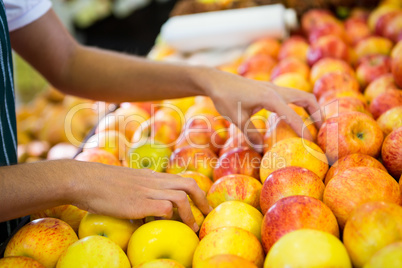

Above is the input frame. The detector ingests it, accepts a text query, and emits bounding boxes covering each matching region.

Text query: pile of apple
[2,0,402,267]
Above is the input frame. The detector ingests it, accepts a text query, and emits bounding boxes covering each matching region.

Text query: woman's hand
[198,67,322,149]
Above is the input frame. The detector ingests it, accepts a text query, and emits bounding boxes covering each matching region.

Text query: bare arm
[0,160,210,232]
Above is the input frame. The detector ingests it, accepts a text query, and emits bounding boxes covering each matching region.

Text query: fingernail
[193,223,199,232]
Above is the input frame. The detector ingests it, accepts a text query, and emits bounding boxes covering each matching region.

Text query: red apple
[343,201,402,268]
[382,126,402,179]
[364,73,397,105]
[260,166,325,215]
[369,88,402,119]
[383,13,402,43]
[301,9,339,34]
[356,54,392,88]
[317,111,384,164]
[4,218,78,268]
[243,37,281,59]
[310,58,355,84]
[307,35,349,66]
[308,22,346,44]
[261,195,339,254]
[344,17,372,46]
[277,36,309,62]
[323,167,401,228]
[270,58,310,81]
[212,146,261,182]
[392,41,402,88]
[219,131,251,157]
[325,153,387,185]
[321,97,371,120]
[166,146,218,179]
[375,10,402,36]
[354,37,394,60]
[207,174,262,209]
[237,54,277,77]
[313,71,360,100]
[319,90,367,106]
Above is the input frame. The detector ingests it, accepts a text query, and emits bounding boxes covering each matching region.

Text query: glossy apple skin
[375,10,402,36]
[207,174,262,209]
[323,167,401,229]
[192,227,264,268]
[270,58,310,80]
[354,36,393,60]
[317,111,383,164]
[364,73,396,105]
[265,229,352,268]
[83,130,129,160]
[344,17,372,46]
[277,36,309,62]
[369,89,402,119]
[364,241,402,268]
[261,195,339,254]
[260,137,329,183]
[197,254,257,268]
[356,54,392,88]
[382,127,402,179]
[136,259,185,268]
[343,202,402,268]
[307,35,349,66]
[5,218,78,268]
[377,106,402,136]
[166,146,218,179]
[321,97,371,121]
[75,148,121,166]
[301,9,339,34]
[179,171,213,195]
[0,256,45,268]
[260,166,325,214]
[127,220,199,268]
[319,90,367,106]
[78,213,142,252]
[308,21,346,44]
[212,147,261,182]
[325,153,386,185]
[30,205,88,233]
[313,71,360,100]
[310,58,355,84]
[199,201,263,241]
[383,13,402,43]
[56,235,130,268]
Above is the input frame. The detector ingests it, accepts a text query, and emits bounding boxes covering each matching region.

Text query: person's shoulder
[4,0,52,32]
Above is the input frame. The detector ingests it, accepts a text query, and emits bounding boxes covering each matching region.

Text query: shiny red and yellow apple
[354,37,393,60]
[319,90,367,106]
[0,256,45,268]
[321,97,371,120]
[212,146,261,181]
[382,126,402,179]
[277,36,309,62]
[197,254,257,268]
[343,201,402,268]
[364,73,397,105]
[323,167,401,228]
[179,171,213,195]
[237,55,277,78]
[192,227,264,268]
[261,195,339,254]
[383,13,402,42]
[75,148,122,166]
[324,153,386,185]
[260,137,329,183]
[260,166,325,214]
[369,88,402,119]
[5,218,78,268]
[377,106,402,136]
[243,38,281,59]
[313,71,360,100]
[310,58,355,84]
[301,9,339,34]
[272,73,312,92]
[317,111,383,164]
[270,58,310,80]
[344,17,372,46]
[307,35,349,66]
[356,54,392,88]
[83,130,129,160]
[206,174,262,209]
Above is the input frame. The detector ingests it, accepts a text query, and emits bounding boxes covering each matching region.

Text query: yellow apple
[56,235,130,268]
[272,73,312,93]
[0,256,45,267]
[136,259,185,268]
[5,218,78,268]
[197,254,257,268]
[364,241,402,268]
[192,227,264,268]
[30,205,87,233]
[260,137,329,183]
[179,171,213,195]
[127,220,199,267]
[78,213,142,251]
[264,229,351,268]
[199,201,263,241]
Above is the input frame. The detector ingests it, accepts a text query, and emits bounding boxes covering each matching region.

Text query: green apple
[56,235,130,268]
[127,140,172,172]
[78,213,142,251]
[127,220,199,268]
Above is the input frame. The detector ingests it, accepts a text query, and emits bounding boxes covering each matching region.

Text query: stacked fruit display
[2,0,402,267]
